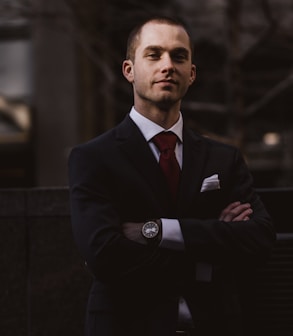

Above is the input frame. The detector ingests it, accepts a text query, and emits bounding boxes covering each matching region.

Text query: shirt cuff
[159,218,185,251]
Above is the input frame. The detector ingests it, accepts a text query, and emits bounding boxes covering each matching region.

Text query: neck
[134,103,180,129]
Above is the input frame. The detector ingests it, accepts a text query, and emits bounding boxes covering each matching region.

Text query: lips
[156,79,177,85]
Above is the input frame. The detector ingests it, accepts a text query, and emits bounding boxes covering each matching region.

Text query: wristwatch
[141,220,160,239]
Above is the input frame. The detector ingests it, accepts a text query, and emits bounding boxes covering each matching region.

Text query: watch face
[142,221,159,239]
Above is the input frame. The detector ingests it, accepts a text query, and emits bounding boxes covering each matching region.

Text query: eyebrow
[144,45,190,55]
[144,46,164,53]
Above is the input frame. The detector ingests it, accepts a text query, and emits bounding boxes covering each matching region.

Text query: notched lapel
[115,116,170,206]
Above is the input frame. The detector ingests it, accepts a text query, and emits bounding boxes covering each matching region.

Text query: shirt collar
[129,106,183,142]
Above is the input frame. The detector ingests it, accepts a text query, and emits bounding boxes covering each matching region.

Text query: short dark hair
[126,15,194,62]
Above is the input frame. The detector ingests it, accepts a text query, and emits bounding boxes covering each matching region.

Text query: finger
[219,201,241,220]
[229,203,251,216]
[224,201,241,213]
[232,208,253,221]
[220,203,252,222]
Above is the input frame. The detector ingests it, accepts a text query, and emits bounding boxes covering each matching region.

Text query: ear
[122,59,134,83]
[189,64,196,85]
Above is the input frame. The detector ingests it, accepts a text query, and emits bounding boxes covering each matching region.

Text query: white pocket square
[200,174,220,192]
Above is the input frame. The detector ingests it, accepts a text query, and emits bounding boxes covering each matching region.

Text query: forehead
[137,22,191,53]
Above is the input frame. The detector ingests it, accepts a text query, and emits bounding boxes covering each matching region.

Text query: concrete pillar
[31,0,79,186]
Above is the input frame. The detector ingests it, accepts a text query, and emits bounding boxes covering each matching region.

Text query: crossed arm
[122,201,253,245]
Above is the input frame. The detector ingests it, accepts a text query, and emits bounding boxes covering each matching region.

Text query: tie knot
[152,132,178,152]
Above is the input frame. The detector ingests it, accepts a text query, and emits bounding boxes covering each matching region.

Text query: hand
[121,222,147,245]
[219,201,252,222]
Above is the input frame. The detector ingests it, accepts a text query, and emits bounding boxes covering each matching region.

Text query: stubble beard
[138,88,180,111]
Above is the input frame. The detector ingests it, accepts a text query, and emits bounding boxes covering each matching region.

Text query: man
[68,16,275,336]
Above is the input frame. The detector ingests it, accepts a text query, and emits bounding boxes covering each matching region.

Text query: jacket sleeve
[68,145,181,284]
[179,148,276,265]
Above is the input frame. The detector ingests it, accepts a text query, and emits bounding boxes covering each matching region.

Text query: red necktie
[152,132,181,201]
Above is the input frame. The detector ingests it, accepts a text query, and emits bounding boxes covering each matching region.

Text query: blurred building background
[1,2,293,336]
[0,0,293,188]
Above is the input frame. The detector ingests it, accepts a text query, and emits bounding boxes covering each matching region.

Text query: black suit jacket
[68,115,275,336]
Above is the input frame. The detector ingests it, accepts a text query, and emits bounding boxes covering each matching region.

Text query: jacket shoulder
[71,116,131,151]
[186,128,239,154]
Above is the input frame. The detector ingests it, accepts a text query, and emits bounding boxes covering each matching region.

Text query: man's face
[123,22,196,109]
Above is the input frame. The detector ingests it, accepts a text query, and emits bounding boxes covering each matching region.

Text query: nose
[161,54,175,74]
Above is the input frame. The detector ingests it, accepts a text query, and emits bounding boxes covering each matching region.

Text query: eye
[147,52,161,60]
[171,49,189,63]
[173,53,188,62]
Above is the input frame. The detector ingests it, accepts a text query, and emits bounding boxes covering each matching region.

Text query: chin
[156,99,176,110]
